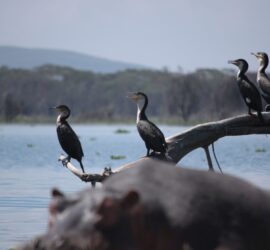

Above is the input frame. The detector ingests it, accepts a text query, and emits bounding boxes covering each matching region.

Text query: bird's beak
[228,60,236,65]
[251,52,259,58]
[49,106,57,110]
[127,92,140,102]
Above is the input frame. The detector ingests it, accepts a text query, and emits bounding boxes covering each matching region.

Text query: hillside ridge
[0,46,147,73]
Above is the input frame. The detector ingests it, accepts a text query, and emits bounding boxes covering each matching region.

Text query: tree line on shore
[0,65,256,123]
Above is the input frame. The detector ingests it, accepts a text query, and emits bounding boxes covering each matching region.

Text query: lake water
[0,124,270,249]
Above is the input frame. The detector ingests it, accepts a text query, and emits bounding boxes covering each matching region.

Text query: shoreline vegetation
[0,64,258,125]
[0,115,208,126]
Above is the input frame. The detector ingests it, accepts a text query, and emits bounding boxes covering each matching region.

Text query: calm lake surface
[0,124,270,249]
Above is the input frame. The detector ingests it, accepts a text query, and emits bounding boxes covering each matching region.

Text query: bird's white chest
[57,115,62,126]
[136,105,142,124]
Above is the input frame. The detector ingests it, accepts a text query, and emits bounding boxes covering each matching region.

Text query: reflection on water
[0,124,269,249]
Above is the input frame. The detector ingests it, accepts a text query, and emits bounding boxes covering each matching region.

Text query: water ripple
[0,197,49,208]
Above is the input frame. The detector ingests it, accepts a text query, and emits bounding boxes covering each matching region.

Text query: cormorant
[127,92,167,156]
[228,58,264,122]
[251,52,270,109]
[51,105,85,173]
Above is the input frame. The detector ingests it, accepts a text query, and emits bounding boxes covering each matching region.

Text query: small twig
[211,143,223,174]
[203,146,214,171]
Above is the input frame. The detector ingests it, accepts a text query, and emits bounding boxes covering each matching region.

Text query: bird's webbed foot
[149,151,156,157]
[155,152,168,161]
[146,149,157,158]
[147,151,165,159]
[59,155,70,167]
[248,108,257,117]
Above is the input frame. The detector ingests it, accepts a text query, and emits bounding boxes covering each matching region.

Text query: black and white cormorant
[51,105,85,173]
[128,92,167,156]
[228,58,263,122]
[251,52,270,109]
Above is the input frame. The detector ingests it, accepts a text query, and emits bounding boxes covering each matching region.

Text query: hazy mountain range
[0,46,147,73]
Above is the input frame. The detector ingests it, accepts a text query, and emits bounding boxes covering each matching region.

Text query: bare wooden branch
[166,112,270,163]
[58,155,113,183]
[203,146,214,171]
[211,143,223,174]
[58,112,270,182]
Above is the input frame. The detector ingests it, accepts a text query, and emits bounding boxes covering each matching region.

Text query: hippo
[19,159,270,250]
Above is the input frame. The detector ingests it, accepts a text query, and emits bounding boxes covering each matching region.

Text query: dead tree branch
[59,112,270,182]
[166,112,270,163]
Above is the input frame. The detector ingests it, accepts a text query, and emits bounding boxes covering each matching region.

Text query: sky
[0,0,270,72]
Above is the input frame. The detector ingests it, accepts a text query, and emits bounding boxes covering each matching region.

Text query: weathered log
[59,112,270,182]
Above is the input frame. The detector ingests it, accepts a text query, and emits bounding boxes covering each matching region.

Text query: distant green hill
[0,46,147,73]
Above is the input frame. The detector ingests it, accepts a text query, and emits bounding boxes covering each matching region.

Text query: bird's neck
[136,106,147,123]
[136,106,141,123]
[56,115,62,126]
[57,112,70,125]
[237,69,246,79]
[259,59,268,74]
[259,64,267,74]
[237,71,242,79]
[136,97,148,123]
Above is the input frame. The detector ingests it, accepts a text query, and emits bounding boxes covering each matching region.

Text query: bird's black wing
[258,75,270,98]
[240,77,263,111]
[57,122,84,161]
[137,120,167,152]
[262,93,270,104]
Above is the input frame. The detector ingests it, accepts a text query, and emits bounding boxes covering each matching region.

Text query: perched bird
[127,92,167,156]
[51,105,85,173]
[251,52,270,109]
[228,58,264,122]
